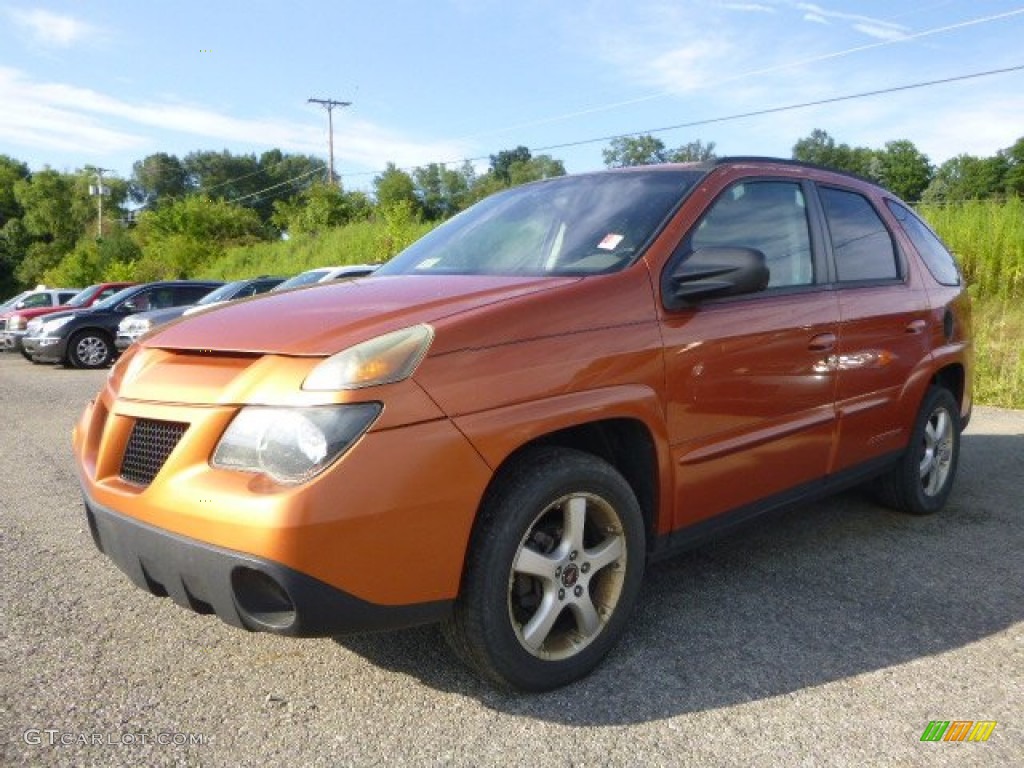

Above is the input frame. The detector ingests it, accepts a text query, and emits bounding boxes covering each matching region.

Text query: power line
[532,64,1024,154]
[334,63,1024,179]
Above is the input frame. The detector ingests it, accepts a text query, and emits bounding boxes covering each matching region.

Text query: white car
[270,265,377,292]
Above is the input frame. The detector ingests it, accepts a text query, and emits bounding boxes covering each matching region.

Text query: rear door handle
[808,333,836,352]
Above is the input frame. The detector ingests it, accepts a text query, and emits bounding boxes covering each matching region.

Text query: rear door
[660,177,840,528]
[816,185,933,472]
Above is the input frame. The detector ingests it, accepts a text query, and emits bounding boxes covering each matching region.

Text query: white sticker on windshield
[416,258,441,270]
[598,233,624,250]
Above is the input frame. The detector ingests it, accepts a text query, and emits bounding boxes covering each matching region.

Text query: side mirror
[118,301,136,313]
[664,246,769,309]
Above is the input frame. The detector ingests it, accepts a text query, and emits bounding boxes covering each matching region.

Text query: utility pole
[88,167,113,238]
[307,97,351,185]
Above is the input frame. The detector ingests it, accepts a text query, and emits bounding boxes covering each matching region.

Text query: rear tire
[875,386,961,515]
[442,447,646,691]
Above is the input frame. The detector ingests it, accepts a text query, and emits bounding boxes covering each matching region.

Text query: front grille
[120,419,189,486]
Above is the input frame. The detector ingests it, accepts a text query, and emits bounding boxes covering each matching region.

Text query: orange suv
[73,158,972,691]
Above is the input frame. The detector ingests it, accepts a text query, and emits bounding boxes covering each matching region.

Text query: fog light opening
[231,567,296,630]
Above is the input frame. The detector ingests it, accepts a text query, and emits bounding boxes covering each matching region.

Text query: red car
[2,282,135,358]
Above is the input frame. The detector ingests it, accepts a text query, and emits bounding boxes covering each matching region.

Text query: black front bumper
[83,491,452,637]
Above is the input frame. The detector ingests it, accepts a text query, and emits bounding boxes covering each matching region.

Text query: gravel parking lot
[2,353,1021,767]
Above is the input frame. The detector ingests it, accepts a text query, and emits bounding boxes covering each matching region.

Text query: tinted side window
[175,286,217,305]
[122,290,153,312]
[21,293,53,308]
[692,181,813,288]
[885,200,961,286]
[97,287,122,301]
[819,187,899,282]
[59,292,78,304]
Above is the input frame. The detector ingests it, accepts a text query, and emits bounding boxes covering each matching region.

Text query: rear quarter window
[819,187,899,283]
[885,200,962,286]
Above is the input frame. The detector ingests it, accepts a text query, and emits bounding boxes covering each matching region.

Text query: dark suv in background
[23,280,223,368]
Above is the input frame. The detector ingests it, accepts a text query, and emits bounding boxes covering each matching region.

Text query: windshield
[197,280,245,304]
[377,170,702,277]
[92,285,140,311]
[66,285,100,308]
[274,270,330,291]
[1,292,29,311]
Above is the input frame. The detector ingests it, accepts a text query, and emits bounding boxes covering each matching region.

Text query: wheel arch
[458,411,667,564]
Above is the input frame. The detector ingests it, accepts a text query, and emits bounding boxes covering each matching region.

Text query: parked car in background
[0,287,79,350]
[73,159,972,691]
[271,265,377,292]
[181,276,285,316]
[24,280,223,368]
[117,277,283,350]
[2,282,135,358]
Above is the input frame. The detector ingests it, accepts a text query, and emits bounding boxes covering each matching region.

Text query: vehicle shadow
[335,430,1023,725]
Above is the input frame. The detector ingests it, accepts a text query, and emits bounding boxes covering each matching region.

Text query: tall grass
[920,198,1024,409]
[199,216,434,280]
[919,197,1024,301]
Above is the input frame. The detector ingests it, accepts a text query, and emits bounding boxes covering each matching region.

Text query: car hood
[2,305,72,321]
[144,275,578,356]
[29,308,82,326]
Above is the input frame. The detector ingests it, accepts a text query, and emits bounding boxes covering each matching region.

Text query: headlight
[26,318,42,333]
[8,315,25,331]
[42,316,73,334]
[302,324,433,391]
[120,317,150,334]
[212,404,381,485]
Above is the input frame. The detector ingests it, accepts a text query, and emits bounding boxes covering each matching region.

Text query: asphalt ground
[1,352,1021,767]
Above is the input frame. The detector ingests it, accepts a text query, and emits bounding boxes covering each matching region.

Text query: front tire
[876,386,961,515]
[67,330,114,369]
[443,447,646,691]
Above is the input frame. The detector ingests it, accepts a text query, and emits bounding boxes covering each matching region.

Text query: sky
[1,1,1023,193]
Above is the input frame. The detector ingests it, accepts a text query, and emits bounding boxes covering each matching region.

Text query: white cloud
[7,8,96,47]
[793,3,908,40]
[722,3,775,12]
[0,67,472,172]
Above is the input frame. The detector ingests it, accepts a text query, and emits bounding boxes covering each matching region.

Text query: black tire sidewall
[457,448,646,691]
[69,330,112,369]
[901,387,961,515]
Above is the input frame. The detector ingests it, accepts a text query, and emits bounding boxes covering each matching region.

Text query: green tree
[374,163,420,213]
[413,163,474,220]
[668,139,717,163]
[0,155,30,226]
[792,129,876,177]
[875,140,932,201]
[42,232,142,287]
[508,154,565,185]
[489,146,532,183]
[11,169,95,283]
[924,154,1008,202]
[604,135,716,167]
[603,135,668,167]
[0,155,31,295]
[271,181,371,235]
[133,195,270,279]
[999,137,1024,196]
[130,153,189,207]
